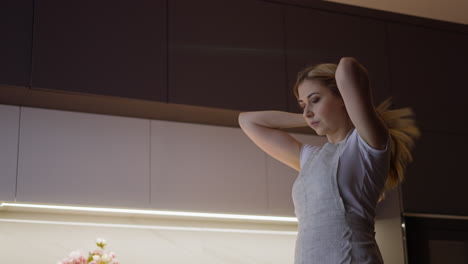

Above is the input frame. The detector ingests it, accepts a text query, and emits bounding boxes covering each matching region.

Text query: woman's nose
[303,108,313,118]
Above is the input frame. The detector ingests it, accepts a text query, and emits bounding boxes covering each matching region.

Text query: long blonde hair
[293,63,421,202]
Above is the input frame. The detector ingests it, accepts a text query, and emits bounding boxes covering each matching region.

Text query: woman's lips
[311,121,320,127]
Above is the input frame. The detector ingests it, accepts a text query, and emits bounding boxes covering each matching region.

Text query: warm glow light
[0,202,298,223]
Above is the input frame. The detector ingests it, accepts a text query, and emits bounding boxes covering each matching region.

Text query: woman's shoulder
[300,143,322,168]
[349,127,390,157]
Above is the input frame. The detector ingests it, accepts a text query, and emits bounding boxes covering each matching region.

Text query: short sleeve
[300,143,320,169]
[357,130,390,155]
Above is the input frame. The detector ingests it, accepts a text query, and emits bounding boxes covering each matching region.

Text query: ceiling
[323,0,468,25]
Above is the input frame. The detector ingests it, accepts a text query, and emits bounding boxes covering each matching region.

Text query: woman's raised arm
[335,57,389,150]
[238,111,309,172]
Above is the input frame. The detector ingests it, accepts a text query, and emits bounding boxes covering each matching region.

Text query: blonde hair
[294,63,421,203]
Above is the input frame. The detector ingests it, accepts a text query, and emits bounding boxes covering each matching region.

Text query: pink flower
[91,248,104,256]
[57,238,118,264]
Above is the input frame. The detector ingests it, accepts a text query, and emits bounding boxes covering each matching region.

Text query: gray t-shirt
[299,127,391,222]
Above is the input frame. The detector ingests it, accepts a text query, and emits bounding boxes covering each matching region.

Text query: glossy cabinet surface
[387,22,468,133]
[401,130,467,215]
[17,107,151,207]
[169,0,286,111]
[0,0,32,86]
[150,119,269,214]
[0,105,20,201]
[32,0,167,101]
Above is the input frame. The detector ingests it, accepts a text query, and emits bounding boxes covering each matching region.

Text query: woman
[238,57,420,263]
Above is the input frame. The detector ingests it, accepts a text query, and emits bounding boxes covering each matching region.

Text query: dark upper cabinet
[32,0,167,101]
[285,6,391,113]
[387,23,468,133]
[387,23,468,216]
[0,0,33,87]
[401,130,468,215]
[168,0,286,111]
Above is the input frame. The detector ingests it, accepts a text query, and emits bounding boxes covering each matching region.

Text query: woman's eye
[299,98,319,109]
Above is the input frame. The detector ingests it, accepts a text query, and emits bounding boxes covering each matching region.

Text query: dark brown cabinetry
[168,0,286,111]
[31,0,167,101]
[285,6,392,113]
[401,130,468,215]
[0,0,33,87]
[386,22,468,216]
[387,23,468,133]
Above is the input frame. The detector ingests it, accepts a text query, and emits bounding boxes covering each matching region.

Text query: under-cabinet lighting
[0,202,298,223]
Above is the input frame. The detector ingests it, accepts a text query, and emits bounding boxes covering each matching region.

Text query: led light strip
[403,212,468,221]
[0,202,298,223]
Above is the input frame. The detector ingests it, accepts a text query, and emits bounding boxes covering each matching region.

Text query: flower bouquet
[57,238,120,264]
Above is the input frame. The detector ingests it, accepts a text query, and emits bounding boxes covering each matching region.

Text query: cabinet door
[150,120,268,215]
[0,0,32,86]
[266,132,328,216]
[387,23,468,133]
[32,0,167,101]
[285,6,391,113]
[401,130,468,215]
[375,187,406,264]
[169,0,286,111]
[0,105,20,201]
[17,107,150,208]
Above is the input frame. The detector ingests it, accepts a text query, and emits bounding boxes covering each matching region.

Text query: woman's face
[297,79,348,136]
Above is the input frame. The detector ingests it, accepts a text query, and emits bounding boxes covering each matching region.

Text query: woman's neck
[327,121,355,144]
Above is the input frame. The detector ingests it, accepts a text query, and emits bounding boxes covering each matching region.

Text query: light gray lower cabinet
[0,104,20,201]
[150,120,269,215]
[266,133,328,216]
[374,187,405,264]
[17,107,151,208]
